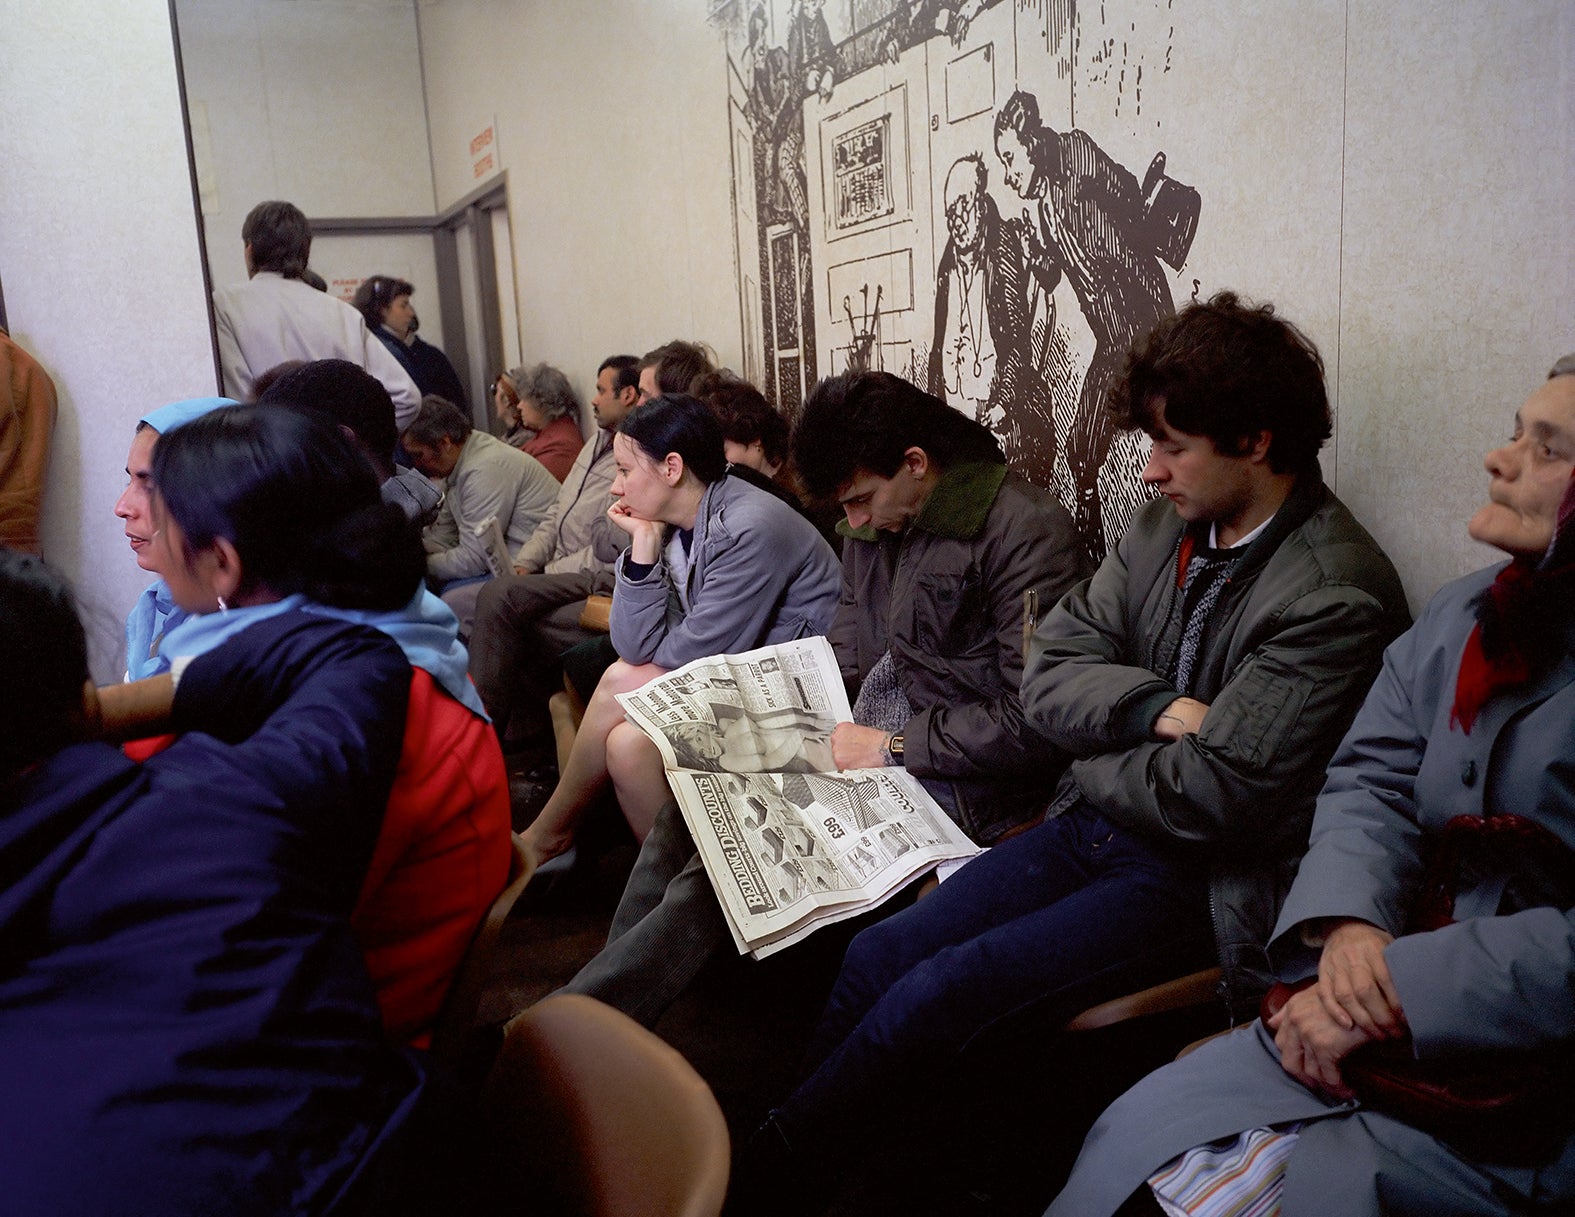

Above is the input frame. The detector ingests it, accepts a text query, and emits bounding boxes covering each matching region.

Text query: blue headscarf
[138,397,236,436]
[123,398,238,680]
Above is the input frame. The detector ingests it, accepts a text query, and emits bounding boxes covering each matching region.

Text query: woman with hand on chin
[1048,356,1575,1217]
[520,392,838,868]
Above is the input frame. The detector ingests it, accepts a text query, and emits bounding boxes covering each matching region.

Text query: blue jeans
[775,801,1215,1162]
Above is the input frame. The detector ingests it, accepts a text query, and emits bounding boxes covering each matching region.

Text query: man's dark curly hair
[1108,291,1331,473]
[793,371,1002,501]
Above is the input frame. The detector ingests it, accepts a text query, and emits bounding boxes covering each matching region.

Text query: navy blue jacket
[375,328,466,411]
[0,613,425,1216]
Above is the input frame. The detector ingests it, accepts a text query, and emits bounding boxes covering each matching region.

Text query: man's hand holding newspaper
[616,637,979,958]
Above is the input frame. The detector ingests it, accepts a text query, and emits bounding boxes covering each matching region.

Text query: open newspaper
[616,637,979,959]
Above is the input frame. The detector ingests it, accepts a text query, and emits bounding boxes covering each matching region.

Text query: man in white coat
[211,200,420,428]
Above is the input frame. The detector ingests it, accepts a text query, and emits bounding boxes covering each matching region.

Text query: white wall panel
[0,0,216,680]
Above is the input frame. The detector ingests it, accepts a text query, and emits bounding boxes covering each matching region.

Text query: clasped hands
[1153,696,1208,740]
[1269,918,1407,1098]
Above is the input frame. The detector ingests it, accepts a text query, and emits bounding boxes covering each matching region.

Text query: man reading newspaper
[615,638,982,958]
[555,371,1086,1027]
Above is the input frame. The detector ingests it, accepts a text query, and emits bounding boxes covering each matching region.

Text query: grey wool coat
[1048,562,1575,1217]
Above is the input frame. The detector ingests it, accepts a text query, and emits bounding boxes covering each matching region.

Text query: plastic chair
[428,832,535,1067]
[577,594,613,634]
[482,993,731,1217]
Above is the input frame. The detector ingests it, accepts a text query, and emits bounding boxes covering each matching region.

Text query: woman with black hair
[352,272,466,409]
[0,548,429,1215]
[145,404,514,1049]
[521,392,839,863]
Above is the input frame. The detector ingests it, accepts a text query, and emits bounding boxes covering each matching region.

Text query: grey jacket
[829,464,1088,843]
[610,473,840,669]
[1049,564,1575,1216]
[1023,468,1410,1014]
[512,428,617,577]
[423,430,560,582]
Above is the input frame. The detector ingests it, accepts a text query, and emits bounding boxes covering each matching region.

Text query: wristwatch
[884,733,905,766]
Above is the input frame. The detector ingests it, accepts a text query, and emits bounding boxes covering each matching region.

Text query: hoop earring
[216,596,229,614]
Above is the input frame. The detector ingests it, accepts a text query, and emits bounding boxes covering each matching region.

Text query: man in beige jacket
[402,394,557,592]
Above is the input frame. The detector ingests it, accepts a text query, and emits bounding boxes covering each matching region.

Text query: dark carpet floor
[479,782,848,1140]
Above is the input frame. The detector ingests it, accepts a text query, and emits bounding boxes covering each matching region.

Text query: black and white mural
[716,0,1202,563]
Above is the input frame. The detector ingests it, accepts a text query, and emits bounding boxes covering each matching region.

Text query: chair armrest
[1062,967,1223,1033]
[577,594,613,633]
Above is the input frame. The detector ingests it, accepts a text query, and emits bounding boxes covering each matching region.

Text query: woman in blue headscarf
[115,396,235,679]
[127,402,514,1048]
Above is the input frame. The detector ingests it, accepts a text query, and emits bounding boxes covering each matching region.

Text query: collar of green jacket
[836,461,1008,543]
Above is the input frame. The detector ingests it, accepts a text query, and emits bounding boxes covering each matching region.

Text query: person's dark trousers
[773,802,1215,1182]
[467,570,607,741]
[559,799,734,1028]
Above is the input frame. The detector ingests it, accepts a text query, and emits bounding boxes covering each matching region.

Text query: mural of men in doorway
[740,2,829,415]
[927,153,1056,488]
[994,89,1176,563]
[717,6,1201,561]
[744,5,809,237]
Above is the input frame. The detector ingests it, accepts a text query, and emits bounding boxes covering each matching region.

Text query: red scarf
[1450,562,1535,733]
[1452,472,1575,732]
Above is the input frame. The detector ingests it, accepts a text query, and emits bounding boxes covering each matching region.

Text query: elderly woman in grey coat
[1049,358,1575,1217]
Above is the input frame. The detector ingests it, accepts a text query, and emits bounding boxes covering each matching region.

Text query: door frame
[307,173,509,425]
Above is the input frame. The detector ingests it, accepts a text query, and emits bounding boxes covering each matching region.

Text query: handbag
[577,594,613,633]
[1260,813,1575,1162]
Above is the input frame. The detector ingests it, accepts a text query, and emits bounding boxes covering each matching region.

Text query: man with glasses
[467,355,642,749]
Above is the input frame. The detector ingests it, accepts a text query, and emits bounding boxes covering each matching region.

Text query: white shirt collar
[1209,512,1274,550]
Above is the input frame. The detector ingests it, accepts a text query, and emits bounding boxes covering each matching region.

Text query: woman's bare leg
[520,660,665,866]
[607,722,672,842]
